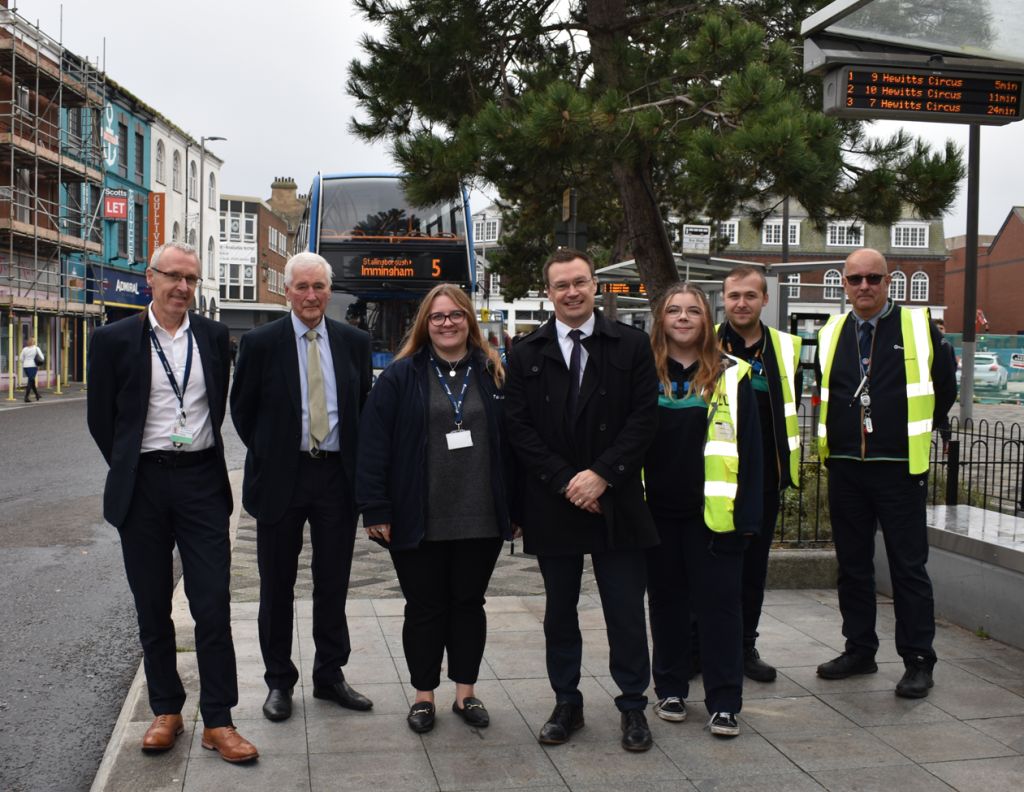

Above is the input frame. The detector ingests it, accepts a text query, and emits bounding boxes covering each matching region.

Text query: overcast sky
[21,0,1024,239]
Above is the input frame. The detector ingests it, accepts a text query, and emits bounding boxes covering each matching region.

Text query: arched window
[155,140,165,184]
[188,228,197,248]
[910,271,929,302]
[172,150,181,192]
[207,237,215,280]
[824,269,842,300]
[188,162,198,200]
[171,221,180,242]
[208,173,217,209]
[889,270,906,302]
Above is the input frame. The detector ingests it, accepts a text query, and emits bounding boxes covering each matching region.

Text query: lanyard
[150,326,193,420]
[429,356,473,428]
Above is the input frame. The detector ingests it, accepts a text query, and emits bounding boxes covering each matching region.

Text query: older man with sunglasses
[813,248,956,698]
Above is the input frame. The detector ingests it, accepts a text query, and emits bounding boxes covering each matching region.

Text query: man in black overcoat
[230,251,373,721]
[504,248,660,752]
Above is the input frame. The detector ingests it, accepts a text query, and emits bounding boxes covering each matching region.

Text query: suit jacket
[504,310,659,555]
[86,308,233,529]
[230,314,372,525]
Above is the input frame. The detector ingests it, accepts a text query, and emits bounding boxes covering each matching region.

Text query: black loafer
[262,688,293,721]
[408,702,435,733]
[312,680,374,710]
[453,697,489,727]
[538,702,584,744]
[620,707,653,751]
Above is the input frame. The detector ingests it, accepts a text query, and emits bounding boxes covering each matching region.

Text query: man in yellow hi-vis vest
[814,248,956,699]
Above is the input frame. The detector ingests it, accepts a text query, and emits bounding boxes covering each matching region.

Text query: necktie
[859,322,873,368]
[566,329,583,422]
[305,330,329,452]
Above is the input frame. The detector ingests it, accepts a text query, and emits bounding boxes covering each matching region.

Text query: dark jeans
[390,536,504,691]
[118,457,236,729]
[257,456,357,690]
[538,549,650,712]
[827,459,936,664]
[647,513,747,715]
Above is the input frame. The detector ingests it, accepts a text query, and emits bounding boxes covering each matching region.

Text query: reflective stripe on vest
[704,357,751,533]
[816,307,935,474]
[768,327,803,486]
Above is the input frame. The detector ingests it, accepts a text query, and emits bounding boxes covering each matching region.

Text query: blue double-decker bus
[294,173,475,370]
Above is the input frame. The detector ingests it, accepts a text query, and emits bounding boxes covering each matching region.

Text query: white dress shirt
[291,312,340,452]
[555,313,596,386]
[141,309,214,452]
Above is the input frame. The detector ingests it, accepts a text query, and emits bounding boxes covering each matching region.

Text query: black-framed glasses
[428,310,467,326]
[547,277,593,294]
[153,268,202,288]
[844,274,885,286]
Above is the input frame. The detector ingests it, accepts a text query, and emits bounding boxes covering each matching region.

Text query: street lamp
[199,136,226,317]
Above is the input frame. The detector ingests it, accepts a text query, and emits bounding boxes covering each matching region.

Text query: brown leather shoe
[201,726,259,763]
[141,714,184,751]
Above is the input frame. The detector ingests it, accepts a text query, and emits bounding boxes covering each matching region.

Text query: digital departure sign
[823,65,1024,125]
[321,245,471,295]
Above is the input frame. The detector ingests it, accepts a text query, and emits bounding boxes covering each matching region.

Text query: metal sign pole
[959,124,980,423]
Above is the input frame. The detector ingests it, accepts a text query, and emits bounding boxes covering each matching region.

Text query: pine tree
[348,0,965,303]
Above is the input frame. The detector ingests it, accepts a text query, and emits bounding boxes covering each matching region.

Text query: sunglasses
[844,274,885,286]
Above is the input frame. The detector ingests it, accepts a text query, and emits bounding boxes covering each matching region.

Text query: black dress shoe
[453,696,489,727]
[538,702,584,745]
[743,645,778,682]
[896,658,934,698]
[407,702,435,733]
[817,651,878,679]
[620,707,653,751]
[312,680,374,710]
[263,688,292,721]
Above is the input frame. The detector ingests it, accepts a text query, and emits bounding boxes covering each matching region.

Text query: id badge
[446,429,473,450]
[170,425,195,445]
[713,421,735,442]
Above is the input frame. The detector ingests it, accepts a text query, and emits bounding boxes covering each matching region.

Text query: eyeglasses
[547,277,593,295]
[665,305,703,317]
[428,310,466,326]
[290,282,329,294]
[844,274,885,286]
[153,268,202,288]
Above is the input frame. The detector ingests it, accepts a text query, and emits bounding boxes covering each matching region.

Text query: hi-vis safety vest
[704,357,752,533]
[817,307,935,475]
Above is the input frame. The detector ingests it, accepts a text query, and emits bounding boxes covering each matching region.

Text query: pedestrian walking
[357,284,520,734]
[814,248,957,698]
[86,241,258,762]
[19,336,43,402]
[230,251,375,723]
[644,283,763,738]
[504,248,659,752]
[229,336,238,367]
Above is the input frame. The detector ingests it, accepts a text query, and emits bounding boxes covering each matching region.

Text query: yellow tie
[305,330,329,452]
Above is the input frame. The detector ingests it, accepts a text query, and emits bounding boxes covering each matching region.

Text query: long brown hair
[650,282,723,403]
[394,283,505,387]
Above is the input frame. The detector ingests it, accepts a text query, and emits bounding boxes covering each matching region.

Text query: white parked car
[956,353,1009,392]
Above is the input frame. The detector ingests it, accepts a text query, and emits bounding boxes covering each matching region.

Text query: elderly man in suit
[504,248,660,752]
[87,241,257,762]
[230,251,373,721]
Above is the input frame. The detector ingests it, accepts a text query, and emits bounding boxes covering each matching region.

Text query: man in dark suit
[230,251,373,721]
[504,248,660,752]
[87,242,258,763]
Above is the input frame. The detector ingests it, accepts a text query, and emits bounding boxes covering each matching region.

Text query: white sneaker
[653,696,686,722]
[707,712,739,736]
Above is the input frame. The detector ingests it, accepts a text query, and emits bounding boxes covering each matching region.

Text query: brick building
[266,176,305,255]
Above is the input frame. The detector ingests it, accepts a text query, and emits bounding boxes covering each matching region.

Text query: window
[220,209,257,243]
[134,199,145,260]
[89,185,102,243]
[889,270,907,302]
[172,221,180,242]
[489,272,501,296]
[134,134,144,180]
[208,173,216,209]
[787,273,801,298]
[172,151,181,192]
[155,140,165,184]
[719,220,738,245]
[66,184,82,237]
[827,223,863,247]
[15,168,31,223]
[892,223,929,248]
[117,219,128,257]
[188,162,198,201]
[223,258,256,301]
[207,237,215,281]
[824,269,843,301]
[15,85,31,116]
[117,123,128,175]
[763,221,800,246]
[910,271,929,302]
[67,108,82,155]
[474,218,499,243]
[188,228,197,248]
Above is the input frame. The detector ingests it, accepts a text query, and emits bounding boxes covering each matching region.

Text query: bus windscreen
[319,177,465,241]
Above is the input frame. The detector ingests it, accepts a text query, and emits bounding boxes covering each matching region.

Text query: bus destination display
[824,66,1024,125]
[322,247,471,294]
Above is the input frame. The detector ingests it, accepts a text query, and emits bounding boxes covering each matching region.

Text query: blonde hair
[650,282,724,403]
[394,284,504,387]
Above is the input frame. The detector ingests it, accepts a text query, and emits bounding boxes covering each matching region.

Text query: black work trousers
[827,458,936,664]
[647,513,747,715]
[539,549,650,713]
[390,537,504,691]
[118,456,236,729]
[741,488,782,645]
[257,455,358,691]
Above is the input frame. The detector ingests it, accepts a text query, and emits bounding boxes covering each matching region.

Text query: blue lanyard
[429,356,473,427]
[659,381,690,394]
[150,326,193,417]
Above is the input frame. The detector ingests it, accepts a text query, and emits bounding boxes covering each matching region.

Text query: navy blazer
[229,314,372,525]
[86,308,233,529]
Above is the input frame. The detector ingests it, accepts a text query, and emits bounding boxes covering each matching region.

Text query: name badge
[714,422,735,442]
[446,429,473,450]
[170,425,195,445]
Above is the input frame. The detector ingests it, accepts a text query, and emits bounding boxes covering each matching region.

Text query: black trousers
[118,456,236,729]
[827,458,936,664]
[538,549,650,713]
[389,537,504,691]
[256,455,357,690]
[648,513,747,715]
[741,488,782,645]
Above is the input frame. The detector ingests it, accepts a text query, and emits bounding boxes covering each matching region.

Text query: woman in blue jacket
[357,284,520,734]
